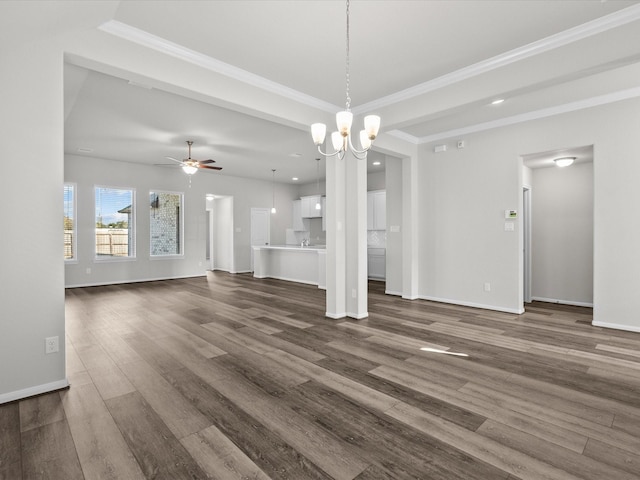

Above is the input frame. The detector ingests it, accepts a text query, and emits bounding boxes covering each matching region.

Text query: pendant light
[271,169,277,214]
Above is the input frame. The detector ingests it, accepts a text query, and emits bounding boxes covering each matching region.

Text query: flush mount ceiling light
[554,156,576,167]
[311,0,380,160]
[490,98,505,105]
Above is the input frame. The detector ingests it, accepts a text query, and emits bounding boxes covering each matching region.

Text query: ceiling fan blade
[199,165,223,171]
[198,159,216,164]
[165,156,184,165]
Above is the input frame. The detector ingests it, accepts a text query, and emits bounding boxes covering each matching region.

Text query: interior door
[251,208,270,271]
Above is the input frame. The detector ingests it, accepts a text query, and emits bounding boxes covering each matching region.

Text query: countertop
[253,244,326,251]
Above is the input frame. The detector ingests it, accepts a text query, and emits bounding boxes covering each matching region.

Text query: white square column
[325,151,368,319]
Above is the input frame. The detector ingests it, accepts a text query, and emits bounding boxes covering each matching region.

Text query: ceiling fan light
[359,130,372,150]
[182,164,198,175]
[554,157,575,167]
[336,110,353,137]
[364,115,380,140]
[311,123,327,145]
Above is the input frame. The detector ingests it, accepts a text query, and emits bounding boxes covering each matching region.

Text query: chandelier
[311,0,380,160]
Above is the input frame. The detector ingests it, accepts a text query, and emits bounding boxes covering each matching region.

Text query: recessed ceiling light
[292,177,299,181]
[372,161,381,166]
[491,98,505,105]
[289,153,303,158]
[77,147,93,153]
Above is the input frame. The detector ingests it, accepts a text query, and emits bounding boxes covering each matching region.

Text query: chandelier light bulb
[311,123,327,146]
[331,131,343,151]
[364,115,381,140]
[359,130,371,150]
[336,111,353,137]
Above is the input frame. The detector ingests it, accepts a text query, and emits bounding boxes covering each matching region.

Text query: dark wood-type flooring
[2,272,640,479]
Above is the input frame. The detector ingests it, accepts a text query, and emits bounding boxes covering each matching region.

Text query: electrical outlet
[45,336,59,354]
[351,288,357,298]
[484,283,491,292]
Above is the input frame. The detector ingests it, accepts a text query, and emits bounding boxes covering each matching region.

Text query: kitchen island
[252,245,326,289]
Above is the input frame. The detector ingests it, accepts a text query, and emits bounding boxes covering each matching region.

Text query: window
[64,183,76,261]
[95,186,135,259]
[150,191,183,256]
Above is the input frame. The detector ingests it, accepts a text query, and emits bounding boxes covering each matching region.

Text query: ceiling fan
[164,140,222,175]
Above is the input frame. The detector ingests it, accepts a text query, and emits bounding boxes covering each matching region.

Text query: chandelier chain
[345,0,351,111]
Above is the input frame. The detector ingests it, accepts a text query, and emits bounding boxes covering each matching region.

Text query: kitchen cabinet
[367,190,386,230]
[368,247,386,280]
[292,199,309,231]
[301,195,322,218]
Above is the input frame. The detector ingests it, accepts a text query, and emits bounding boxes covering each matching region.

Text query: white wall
[420,137,522,313]
[385,157,403,295]
[531,161,594,306]
[65,155,298,286]
[417,97,640,330]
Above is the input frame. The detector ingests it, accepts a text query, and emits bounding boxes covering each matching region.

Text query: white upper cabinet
[292,199,309,231]
[301,195,322,218]
[367,190,386,231]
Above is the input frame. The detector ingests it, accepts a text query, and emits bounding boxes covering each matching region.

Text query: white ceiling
[59,0,640,183]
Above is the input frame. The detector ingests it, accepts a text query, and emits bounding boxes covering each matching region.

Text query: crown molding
[412,86,640,144]
[353,4,640,115]
[98,20,339,114]
[386,130,421,145]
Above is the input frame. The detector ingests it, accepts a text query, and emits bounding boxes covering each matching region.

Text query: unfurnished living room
[2,1,640,479]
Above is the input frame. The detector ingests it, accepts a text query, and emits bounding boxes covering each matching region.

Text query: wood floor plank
[477,419,639,480]
[161,365,334,479]
[282,380,508,480]
[20,419,84,480]
[60,383,145,479]
[118,359,212,439]
[371,365,590,453]
[105,391,208,480]
[180,424,271,480]
[0,402,22,480]
[19,393,66,433]
[213,373,371,480]
[5,273,640,480]
[386,401,585,480]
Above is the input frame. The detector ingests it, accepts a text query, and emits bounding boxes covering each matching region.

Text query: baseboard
[325,311,347,319]
[592,321,640,333]
[346,311,369,319]
[251,274,318,287]
[0,378,69,405]
[385,290,402,296]
[418,295,525,314]
[531,296,594,308]
[65,273,206,289]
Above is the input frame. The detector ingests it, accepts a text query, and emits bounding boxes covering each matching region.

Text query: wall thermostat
[505,210,517,219]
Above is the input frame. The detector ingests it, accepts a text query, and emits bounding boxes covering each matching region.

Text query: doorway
[250,208,271,271]
[207,194,235,273]
[521,145,594,309]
